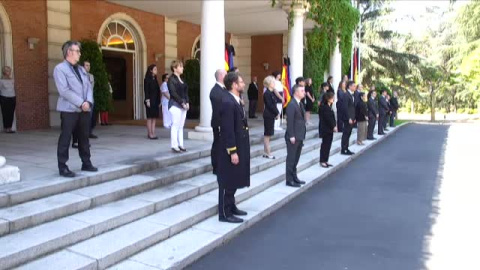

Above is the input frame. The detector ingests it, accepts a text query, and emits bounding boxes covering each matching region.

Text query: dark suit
[209,83,227,175]
[378,95,389,134]
[319,103,336,163]
[390,96,399,127]
[341,91,355,152]
[217,92,250,218]
[367,97,378,139]
[247,82,258,118]
[336,90,345,132]
[285,99,306,183]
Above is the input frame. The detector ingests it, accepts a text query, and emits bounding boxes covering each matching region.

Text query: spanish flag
[281,57,292,108]
[225,49,230,71]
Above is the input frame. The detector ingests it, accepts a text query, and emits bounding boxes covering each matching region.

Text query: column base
[0,165,21,185]
[188,126,214,141]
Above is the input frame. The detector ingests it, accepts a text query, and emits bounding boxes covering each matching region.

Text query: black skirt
[264,117,275,136]
[145,102,159,118]
[305,98,313,112]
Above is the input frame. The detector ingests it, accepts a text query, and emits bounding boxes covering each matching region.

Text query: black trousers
[390,110,396,127]
[383,114,388,129]
[0,96,16,129]
[58,112,92,171]
[341,121,353,151]
[286,139,303,182]
[337,113,344,132]
[320,133,333,162]
[318,117,322,138]
[211,127,220,175]
[367,116,376,139]
[218,186,237,218]
[249,99,257,118]
[378,114,385,134]
[73,108,95,144]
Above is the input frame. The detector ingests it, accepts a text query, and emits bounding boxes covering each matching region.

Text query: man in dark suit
[247,76,258,118]
[209,69,227,175]
[378,90,389,135]
[285,84,307,188]
[367,90,379,140]
[389,91,399,127]
[217,72,250,223]
[341,81,356,155]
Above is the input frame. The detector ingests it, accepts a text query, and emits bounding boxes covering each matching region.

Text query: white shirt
[160,81,169,104]
[0,79,15,97]
[274,80,283,93]
[294,97,302,105]
[229,92,241,105]
[216,82,225,89]
[348,90,354,103]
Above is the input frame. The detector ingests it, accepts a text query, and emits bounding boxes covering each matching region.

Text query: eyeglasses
[70,49,81,54]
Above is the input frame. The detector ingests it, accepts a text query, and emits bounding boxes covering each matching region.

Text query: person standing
[144,64,161,140]
[247,76,258,119]
[378,89,389,135]
[326,75,335,93]
[217,72,250,223]
[285,84,307,188]
[385,94,391,131]
[263,75,280,159]
[390,91,399,127]
[0,66,16,133]
[55,40,97,177]
[355,92,368,145]
[317,82,330,138]
[72,61,96,148]
[336,81,347,132]
[160,73,172,128]
[304,78,315,126]
[210,69,227,175]
[341,81,356,155]
[272,71,284,131]
[367,90,379,140]
[319,91,337,168]
[168,60,189,153]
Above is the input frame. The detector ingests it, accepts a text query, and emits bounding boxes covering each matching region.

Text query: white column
[194,0,225,134]
[329,39,341,111]
[287,5,306,87]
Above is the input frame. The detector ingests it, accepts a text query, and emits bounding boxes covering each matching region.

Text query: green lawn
[395,119,409,126]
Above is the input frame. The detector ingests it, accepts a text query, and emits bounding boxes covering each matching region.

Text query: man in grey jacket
[54,40,97,177]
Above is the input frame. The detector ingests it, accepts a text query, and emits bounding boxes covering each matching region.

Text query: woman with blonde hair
[167,60,189,153]
[0,66,16,133]
[262,75,280,159]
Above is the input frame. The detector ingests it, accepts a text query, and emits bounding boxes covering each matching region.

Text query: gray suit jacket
[285,99,306,141]
[54,60,93,113]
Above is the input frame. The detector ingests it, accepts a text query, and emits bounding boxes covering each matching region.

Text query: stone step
[0,130,337,269]
[0,129,319,236]
[10,128,369,270]
[0,125,317,209]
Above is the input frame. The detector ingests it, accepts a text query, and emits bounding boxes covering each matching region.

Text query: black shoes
[341,150,354,155]
[294,178,306,185]
[367,137,377,140]
[232,208,248,216]
[219,215,244,223]
[72,143,78,149]
[172,148,181,153]
[81,164,98,172]
[286,181,301,187]
[59,168,76,178]
[89,134,98,139]
[179,147,187,152]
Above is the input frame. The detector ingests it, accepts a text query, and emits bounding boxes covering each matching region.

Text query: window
[101,21,135,51]
[192,37,200,60]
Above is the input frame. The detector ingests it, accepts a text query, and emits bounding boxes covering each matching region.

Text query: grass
[395,119,409,126]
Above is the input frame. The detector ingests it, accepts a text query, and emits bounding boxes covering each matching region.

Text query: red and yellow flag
[281,64,291,108]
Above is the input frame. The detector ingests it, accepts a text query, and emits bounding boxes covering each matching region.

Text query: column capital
[281,0,309,16]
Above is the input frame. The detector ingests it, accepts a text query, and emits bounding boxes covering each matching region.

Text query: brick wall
[1,0,49,131]
[177,20,200,62]
[70,0,165,73]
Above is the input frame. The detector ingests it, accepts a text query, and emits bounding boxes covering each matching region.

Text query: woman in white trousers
[160,73,172,128]
[167,60,189,153]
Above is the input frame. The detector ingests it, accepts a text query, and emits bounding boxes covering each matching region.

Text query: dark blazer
[336,90,345,116]
[367,97,379,118]
[354,90,361,106]
[390,97,399,111]
[218,93,250,189]
[144,76,160,107]
[379,95,389,115]
[285,99,306,141]
[319,103,336,135]
[342,91,356,122]
[356,100,368,122]
[247,82,258,101]
[210,83,226,128]
[327,82,335,93]
[263,90,279,119]
[167,74,189,109]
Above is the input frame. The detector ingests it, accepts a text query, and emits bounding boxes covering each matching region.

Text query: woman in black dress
[144,64,160,139]
[319,91,337,168]
[263,75,279,159]
[317,82,330,138]
[305,78,315,125]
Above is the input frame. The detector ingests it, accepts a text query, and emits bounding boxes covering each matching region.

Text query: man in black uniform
[367,90,379,140]
[285,84,307,188]
[247,76,258,118]
[217,72,250,223]
[389,91,399,127]
[378,89,389,135]
[341,81,356,155]
[209,69,227,175]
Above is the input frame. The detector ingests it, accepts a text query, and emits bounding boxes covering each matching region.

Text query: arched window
[101,21,135,51]
[192,36,200,60]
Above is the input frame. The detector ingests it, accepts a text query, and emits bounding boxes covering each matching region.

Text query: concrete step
[0,129,332,269]
[10,128,370,270]
[0,129,319,236]
[0,125,317,209]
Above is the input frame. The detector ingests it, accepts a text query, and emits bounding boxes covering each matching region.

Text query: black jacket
[390,97,399,111]
[367,97,379,118]
[336,90,345,116]
[285,99,306,141]
[247,82,258,101]
[210,83,227,128]
[356,100,368,122]
[341,91,356,122]
[144,76,160,107]
[319,103,336,135]
[378,95,389,116]
[167,74,189,109]
[263,90,279,119]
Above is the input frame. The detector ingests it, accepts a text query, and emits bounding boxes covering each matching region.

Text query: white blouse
[0,79,15,97]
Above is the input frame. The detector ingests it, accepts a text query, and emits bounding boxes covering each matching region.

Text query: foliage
[183,59,200,119]
[79,39,113,112]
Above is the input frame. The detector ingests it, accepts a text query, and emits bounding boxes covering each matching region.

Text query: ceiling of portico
[107,0,315,35]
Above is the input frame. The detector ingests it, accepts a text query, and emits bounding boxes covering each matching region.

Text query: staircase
[0,124,400,270]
